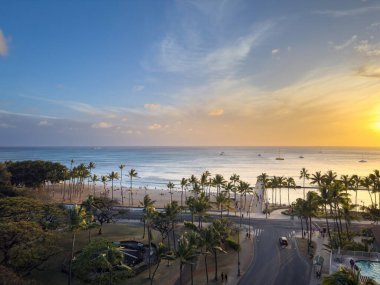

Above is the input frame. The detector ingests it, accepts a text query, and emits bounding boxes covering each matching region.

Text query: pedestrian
[221,272,224,282]
[225,273,228,283]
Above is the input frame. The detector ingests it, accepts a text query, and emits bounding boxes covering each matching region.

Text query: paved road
[239,220,310,285]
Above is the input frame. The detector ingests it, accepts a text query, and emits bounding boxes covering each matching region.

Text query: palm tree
[215,191,228,218]
[286,177,296,206]
[90,174,99,196]
[119,164,126,205]
[101,175,108,196]
[223,182,234,216]
[180,178,189,208]
[322,267,376,285]
[350,174,360,210]
[300,168,310,200]
[340,174,352,194]
[277,176,286,206]
[165,201,180,251]
[319,185,332,241]
[361,176,374,207]
[140,194,156,239]
[195,192,211,229]
[212,174,226,197]
[67,205,88,285]
[167,181,175,204]
[310,171,324,187]
[108,171,119,201]
[127,169,139,207]
[323,170,337,186]
[230,174,240,202]
[87,162,96,191]
[200,171,210,195]
[177,233,198,285]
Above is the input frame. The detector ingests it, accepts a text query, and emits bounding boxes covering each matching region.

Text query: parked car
[279,237,288,247]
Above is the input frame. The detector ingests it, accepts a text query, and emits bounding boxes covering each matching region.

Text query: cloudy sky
[1,0,380,146]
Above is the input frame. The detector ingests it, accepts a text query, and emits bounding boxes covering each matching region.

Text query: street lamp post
[237,226,241,276]
[248,205,251,239]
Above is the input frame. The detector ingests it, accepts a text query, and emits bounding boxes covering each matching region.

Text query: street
[239,220,310,285]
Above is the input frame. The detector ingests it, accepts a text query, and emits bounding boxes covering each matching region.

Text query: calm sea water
[1,146,379,205]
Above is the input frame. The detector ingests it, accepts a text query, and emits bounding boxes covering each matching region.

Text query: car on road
[279,237,288,247]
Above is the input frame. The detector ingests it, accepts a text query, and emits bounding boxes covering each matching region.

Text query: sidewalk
[309,230,330,285]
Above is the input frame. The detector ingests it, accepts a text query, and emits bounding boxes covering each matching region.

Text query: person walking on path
[225,273,228,284]
[221,272,224,282]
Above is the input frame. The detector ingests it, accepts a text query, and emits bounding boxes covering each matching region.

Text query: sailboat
[276,150,284,160]
[358,153,367,163]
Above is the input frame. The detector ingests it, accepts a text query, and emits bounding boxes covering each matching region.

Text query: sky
[1,0,380,147]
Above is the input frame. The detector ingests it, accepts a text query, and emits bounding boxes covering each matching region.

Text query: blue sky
[1,0,380,146]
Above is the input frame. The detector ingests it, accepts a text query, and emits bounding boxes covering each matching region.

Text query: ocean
[1,146,379,205]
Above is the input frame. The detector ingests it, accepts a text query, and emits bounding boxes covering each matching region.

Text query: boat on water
[220,152,225,156]
[299,155,304,159]
[258,154,261,157]
[358,153,367,163]
[275,150,284,160]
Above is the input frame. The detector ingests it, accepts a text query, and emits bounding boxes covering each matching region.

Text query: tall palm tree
[140,194,156,239]
[212,174,226,197]
[91,174,99,196]
[223,182,234,216]
[340,174,352,194]
[101,175,108,196]
[119,164,126,205]
[277,176,286,206]
[108,171,119,201]
[323,170,337,186]
[361,176,374,207]
[167,181,175,204]
[215,191,228,218]
[286,177,296,206]
[180,178,189,208]
[200,171,210,195]
[87,162,96,191]
[195,192,211,229]
[67,205,88,285]
[230,174,240,202]
[177,233,198,285]
[350,174,360,210]
[319,185,332,241]
[127,169,139,207]
[310,171,324,187]
[300,168,310,200]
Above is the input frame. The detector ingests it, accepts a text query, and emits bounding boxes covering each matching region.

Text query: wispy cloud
[152,21,274,77]
[91,122,113,129]
[148,123,162,130]
[356,65,380,78]
[0,109,57,119]
[144,104,161,110]
[38,120,53,126]
[0,30,8,56]
[355,40,380,56]
[208,109,224,116]
[329,35,357,50]
[271,48,279,55]
[315,5,380,17]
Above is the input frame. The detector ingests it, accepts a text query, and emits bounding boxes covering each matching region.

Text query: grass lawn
[296,237,316,261]
[29,222,181,285]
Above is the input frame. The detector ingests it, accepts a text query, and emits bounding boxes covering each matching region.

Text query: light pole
[237,226,241,276]
[248,205,251,239]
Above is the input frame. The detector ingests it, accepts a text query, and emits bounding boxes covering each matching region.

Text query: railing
[331,249,380,260]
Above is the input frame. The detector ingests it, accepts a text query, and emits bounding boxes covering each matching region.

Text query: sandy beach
[45,182,263,213]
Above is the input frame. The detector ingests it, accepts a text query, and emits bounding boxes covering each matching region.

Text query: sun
[373,121,380,132]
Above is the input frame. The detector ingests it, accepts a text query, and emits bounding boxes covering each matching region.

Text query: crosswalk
[250,228,296,239]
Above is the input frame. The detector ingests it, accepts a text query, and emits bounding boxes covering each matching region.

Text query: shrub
[225,238,240,251]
